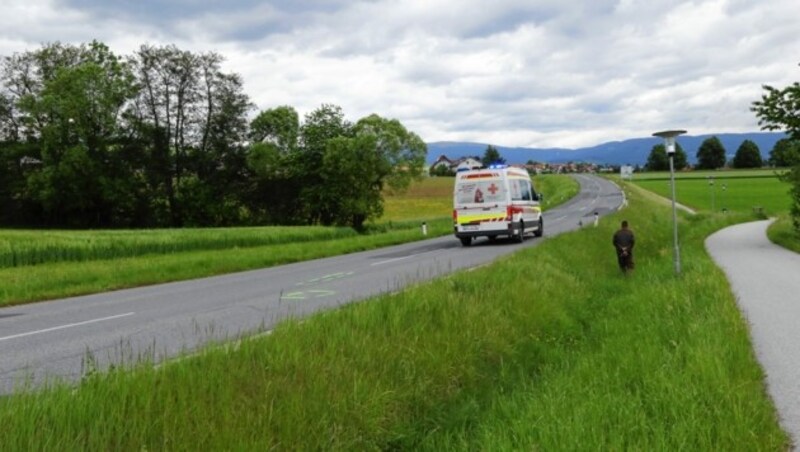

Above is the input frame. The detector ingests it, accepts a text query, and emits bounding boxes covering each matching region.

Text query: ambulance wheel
[460,237,472,246]
[534,218,544,237]
[487,235,497,242]
[514,221,524,243]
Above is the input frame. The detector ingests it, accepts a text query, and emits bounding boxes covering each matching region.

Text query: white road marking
[0,312,135,342]
[371,255,413,266]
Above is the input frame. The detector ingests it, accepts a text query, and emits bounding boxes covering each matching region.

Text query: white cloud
[2,0,800,148]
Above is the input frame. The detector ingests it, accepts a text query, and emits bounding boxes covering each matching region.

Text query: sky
[1,0,798,149]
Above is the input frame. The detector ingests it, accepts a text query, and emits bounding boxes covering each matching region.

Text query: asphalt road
[706,220,800,446]
[0,174,623,394]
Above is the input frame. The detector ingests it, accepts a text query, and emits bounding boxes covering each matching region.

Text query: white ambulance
[453,165,543,246]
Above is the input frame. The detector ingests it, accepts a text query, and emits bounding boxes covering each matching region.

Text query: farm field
[632,168,792,215]
[0,174,577,305]
[0,181,786,450]
[381,174,579,221]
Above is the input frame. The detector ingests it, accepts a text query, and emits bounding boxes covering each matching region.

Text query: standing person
[613,220,635,273]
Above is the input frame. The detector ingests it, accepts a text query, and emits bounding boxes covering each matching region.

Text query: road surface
[0,174,623,394]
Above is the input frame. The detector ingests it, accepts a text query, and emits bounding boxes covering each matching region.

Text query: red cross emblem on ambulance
[487,183,499,195]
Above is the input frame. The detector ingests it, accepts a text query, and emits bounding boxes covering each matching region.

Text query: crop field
[0,181,786,450]
[0,174,577,305]
[381,174,578,222]
[0,226,359,269]
[633,170,791,215]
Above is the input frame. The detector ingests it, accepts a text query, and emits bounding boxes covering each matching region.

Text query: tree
[246,106,305,224]
[429,164,454,177]
[8,41,141,227]
[696,136,727,169]
[645,143,686,171]
[753,69,800,232]
[128,44,252,226]
[769,138,800,167]
[481,145,504,167]
[732,139,763,169]
[298,104,352,225]
[317,113,426,230]
[645,144,668,171]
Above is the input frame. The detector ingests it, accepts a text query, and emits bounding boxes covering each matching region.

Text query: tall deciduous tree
[769,138,799,167]
[696,136,727,169]
[299,104,352,225]
[319,114,426,230]
[646,143,686,171]
[753,68,800,232]
[128,44,251,226]
[246,106,305,224]
[10,41,141,226]
[732,139,763,169]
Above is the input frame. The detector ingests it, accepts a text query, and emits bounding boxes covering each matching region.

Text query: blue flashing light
[488,162,508,169]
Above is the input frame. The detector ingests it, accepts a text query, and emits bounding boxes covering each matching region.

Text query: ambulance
[453,165,543,246]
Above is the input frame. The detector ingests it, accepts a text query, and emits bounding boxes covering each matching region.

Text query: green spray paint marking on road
[296,272,354,286]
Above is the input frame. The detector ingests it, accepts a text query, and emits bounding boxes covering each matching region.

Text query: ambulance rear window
[456,180,505,204]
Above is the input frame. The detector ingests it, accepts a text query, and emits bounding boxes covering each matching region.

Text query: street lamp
[653,129,686,274]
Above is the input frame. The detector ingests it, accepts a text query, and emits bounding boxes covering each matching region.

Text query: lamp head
[653,130,687,155]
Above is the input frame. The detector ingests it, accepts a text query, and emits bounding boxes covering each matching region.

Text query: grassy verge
[767,215,800,253]
[0,182,786,449]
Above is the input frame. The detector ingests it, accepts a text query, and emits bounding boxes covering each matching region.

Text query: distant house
[453,157,482,171]
[429,155,454,172]
[429,155,483,174]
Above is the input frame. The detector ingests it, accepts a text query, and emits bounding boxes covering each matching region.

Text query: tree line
[0,41,426,229]
[644,136,799,172]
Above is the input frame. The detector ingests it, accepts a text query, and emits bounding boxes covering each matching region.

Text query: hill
[426,132,787,166]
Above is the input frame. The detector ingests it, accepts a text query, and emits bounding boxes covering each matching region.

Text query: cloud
[2,0,800,148]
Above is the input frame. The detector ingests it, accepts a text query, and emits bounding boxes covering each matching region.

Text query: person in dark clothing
[613,220,635,273]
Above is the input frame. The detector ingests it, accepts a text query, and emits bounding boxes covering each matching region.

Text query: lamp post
[653,129,686,274]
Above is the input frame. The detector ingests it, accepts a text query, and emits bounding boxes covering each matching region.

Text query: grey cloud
[56,0,356,41]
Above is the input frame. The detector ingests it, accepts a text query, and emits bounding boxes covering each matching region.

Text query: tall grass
[0,226,359,269]
[767,215,800,253]
[0,182,786,450]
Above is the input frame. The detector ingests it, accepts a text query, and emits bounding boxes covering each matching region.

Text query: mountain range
[426,132,787,166]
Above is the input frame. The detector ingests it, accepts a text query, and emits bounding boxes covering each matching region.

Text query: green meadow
[632,168,792,215]
[0,174,577,306]
[0,182,787,450]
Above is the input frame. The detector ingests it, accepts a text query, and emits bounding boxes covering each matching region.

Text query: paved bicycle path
[706,220,800,447]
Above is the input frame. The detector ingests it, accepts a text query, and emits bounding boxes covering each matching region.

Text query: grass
[0,182,787,450]
[0,175,578,306]
[632,168,787,180]
[767,215,800,253]
[0,226,359,269]
[634,173,791,215]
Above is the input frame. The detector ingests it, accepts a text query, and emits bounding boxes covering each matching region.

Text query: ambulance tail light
[452,209,458,222]
[506,206,523,220]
